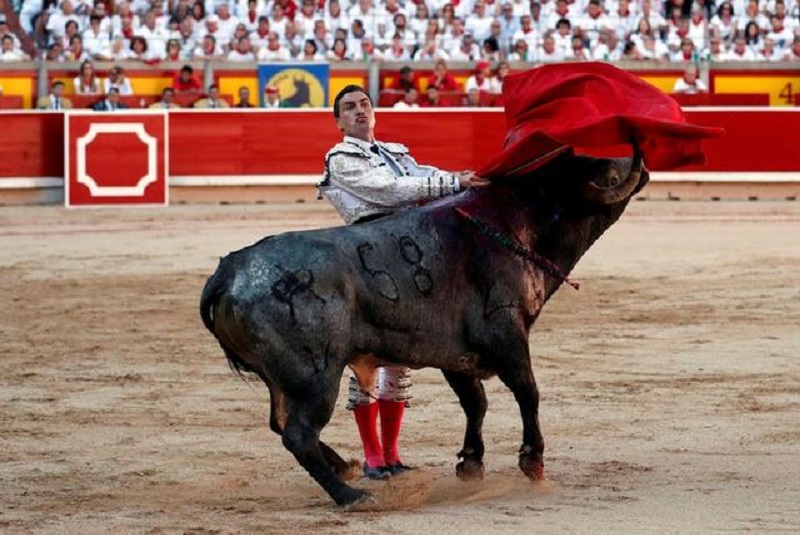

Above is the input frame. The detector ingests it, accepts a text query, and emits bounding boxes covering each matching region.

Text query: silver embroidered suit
[319,136,463,408]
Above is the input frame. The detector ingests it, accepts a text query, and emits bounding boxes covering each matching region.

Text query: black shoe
[362,463,392,480]
[386,463,416,476]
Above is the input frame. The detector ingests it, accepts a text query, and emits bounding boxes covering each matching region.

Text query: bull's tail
[200,260,255,376]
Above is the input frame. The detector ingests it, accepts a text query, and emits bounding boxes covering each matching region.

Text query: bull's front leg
[496,358,545,481]
[442,370,487,481]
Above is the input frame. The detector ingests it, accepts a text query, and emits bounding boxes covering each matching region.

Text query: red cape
[478,63,724,178]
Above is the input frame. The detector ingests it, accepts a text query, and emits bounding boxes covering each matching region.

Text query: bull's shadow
[201,149,648,507]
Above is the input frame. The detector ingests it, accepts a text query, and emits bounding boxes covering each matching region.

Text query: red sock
[379,400,405,465]
[353,402,385,468]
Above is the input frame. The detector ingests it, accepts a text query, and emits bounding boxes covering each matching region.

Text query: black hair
[180,64,193,73]
[333,84,370,118]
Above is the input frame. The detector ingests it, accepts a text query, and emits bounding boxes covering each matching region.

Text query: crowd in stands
[0,0,798,64]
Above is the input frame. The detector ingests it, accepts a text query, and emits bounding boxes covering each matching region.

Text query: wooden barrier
[0,108,798,203]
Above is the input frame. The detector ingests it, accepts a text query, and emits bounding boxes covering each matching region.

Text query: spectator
[263,85,283,108]
[735,0,770,35]
[359,38,385,61]
[393,65,418,91]
[282,21,303,57]
[414,38,451,61]
[703,35,727,61]
[576,0,612,45]
[311,20,332,54]
[552,18,573,56]
[512,15,540,54]
[46,0,81,45]
[0,13,20,50]
[672,37,698,62]
[393,87,419,109]
[194,34,224,59]
[427,59,459,91]
[74,60,102,95]
[569,35,593,59]
[726,34,757,60]
[241,0,261,33]
[782,36,800,61]
[138,9,168,59]
[298,39,324,60]
[269,2,288,37]
[128,36,150,61]
[194,84,230,108]
[325,0,349,35]
[610,0,636,42]
[508,38,531,61]
[92,87,128,111]
[621,39,644,59]
[465,60,499,93]
[449,33,481,60]
[235,86,254,108]
[215,4,239,46]
[497,4,520,49]
[640,33,671,60]
[385,34,412,60]
[228,36,256,61]
[538,33,566,62]
[149,87,180,109]
[37,80,72,109]
[465,87,482,107]
[687,6,708,51]
[165,39,184,61]
[258,32,291,60]
[673,64,708,94]
[46,42,65,62]
[326,37,350,61]
[172,65,203,93]
[83,14,110,60]
[0,35,27,61]
[419,86,441,108]
[482,36,501,62]
[465,1,494,43]
[710,2,737,43]
[250,16,271,52]
[104,66,133,95]
[493,61,511,92]
[64,34,90,62]
[758,36,782,61]
[767,14,794,50]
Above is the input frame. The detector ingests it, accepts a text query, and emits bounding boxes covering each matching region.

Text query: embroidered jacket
[318,135,461,225]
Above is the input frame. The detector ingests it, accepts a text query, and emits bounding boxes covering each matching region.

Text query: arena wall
[0,108,798,205]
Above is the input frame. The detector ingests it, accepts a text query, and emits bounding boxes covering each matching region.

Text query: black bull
[200,150,648,506]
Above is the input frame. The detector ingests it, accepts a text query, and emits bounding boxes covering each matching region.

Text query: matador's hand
[458,172,491,189]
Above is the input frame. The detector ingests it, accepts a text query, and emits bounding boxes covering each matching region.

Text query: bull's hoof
[519,454,545,481]
[456,458,485,481]
[337,488,372,509]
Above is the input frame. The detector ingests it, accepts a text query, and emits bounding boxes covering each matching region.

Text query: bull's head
[579,146,647,206]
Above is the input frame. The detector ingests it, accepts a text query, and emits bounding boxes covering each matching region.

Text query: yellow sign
[714,74,800,106]
[268,68,325,108]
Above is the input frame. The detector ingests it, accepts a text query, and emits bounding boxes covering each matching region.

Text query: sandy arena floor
[1,200,799,534]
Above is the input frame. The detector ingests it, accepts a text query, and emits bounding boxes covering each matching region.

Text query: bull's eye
[607,168,621,187]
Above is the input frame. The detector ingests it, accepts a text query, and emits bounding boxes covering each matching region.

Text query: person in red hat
[464,60,499,93]
[263,85,283,108]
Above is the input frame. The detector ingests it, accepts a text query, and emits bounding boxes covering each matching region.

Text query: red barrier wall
[1,109,798,180]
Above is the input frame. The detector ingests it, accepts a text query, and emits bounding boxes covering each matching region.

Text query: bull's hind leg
[263,377,358,482]
[496,359,545,481]
[280,381,369,507]
[442,370,487,481]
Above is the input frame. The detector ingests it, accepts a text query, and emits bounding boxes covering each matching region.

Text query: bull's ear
[580,149,643,205]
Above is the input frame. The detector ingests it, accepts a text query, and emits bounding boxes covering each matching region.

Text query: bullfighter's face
[336,91,375,142]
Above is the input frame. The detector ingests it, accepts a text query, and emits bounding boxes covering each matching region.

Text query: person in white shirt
[709,2,737,43]
[757,36,783,61]
[465,1,495,43]
[673,64,708,94]
[413,38,451,61]
[393,87,420,108]
[82,14,110,59]
[782,36,800,61]
[103,65,133,95]
[512,15,541,53]
[538,33,565,62]
[257,31,291,60]
[576,0,613,44]
[215,3,240,44]
[228,36,256,61]
[0,35,27,61]
[464,60,500,92]
[726,35,757,60]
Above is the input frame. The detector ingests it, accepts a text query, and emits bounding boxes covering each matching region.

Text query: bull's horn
[582,147,643,205]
